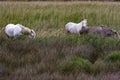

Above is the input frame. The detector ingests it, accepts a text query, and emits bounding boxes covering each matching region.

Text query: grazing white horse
[5,24,36,39]
[65,19,87,34]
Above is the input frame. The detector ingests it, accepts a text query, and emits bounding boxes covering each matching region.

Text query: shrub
[60,56,92,74]
[104,51,120,62]
[83,35,119,63]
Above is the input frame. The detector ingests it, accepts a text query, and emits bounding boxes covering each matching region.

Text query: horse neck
[78,21,86,27]
[78,22,82,25]
[77,22,85,30]
[21,27,31,35]
[20,26,26,30]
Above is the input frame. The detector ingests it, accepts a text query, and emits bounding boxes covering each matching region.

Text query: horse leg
[6,34,10,39]
[66,30,70,34]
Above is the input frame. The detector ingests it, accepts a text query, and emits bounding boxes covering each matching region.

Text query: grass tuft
[104,51,120,62]
[60,56,92,74]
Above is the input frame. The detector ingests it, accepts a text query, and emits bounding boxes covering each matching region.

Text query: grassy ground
[0,1,120,80]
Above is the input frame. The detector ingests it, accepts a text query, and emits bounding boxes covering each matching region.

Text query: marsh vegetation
[0,2,120,80]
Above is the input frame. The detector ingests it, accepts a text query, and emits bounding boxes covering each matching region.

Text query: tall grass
[0,1,120,80]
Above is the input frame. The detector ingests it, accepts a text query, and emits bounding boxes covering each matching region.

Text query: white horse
[65,19,87,34]
[5,24,36,39]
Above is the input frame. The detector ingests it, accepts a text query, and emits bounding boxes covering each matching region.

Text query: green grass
[60,56,92,74]
[104,51,120,62]
[0,1,120,80]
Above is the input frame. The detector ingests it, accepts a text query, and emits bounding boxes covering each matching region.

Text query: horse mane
[16,24,31,35]
[21,27,32,35]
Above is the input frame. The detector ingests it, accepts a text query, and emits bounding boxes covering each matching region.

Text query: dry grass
[0,1,120,80]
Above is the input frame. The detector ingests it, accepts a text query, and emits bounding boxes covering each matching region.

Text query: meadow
[0,1,120,80]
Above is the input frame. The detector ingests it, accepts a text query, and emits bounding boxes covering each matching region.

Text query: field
[0,1,120,80]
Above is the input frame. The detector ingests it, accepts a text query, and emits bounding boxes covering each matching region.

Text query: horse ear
[112,30,119,35]
[114,31,120,39]
[31,30,36,35]
[31,30,33,33]
[31,30,34,33]
[100,25,104,28]
[114,31,117,34]
[111,29,117,33]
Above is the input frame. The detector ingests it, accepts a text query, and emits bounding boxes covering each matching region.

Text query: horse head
[111,29,120,39]
[81,19,87,27]
[29,29,36,39]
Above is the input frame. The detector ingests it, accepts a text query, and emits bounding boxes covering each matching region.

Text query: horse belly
[69,26,78,33]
